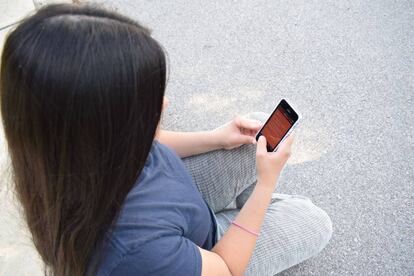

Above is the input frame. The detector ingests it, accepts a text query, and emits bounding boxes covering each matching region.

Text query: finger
[235,116,263,131]
[251,137,257,144]
[247,129,255,136]
[242,128,258,137]
[256,135,267,156]
[233,134,255,145]
[242,134,256,145]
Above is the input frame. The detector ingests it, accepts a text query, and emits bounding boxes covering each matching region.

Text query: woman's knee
[244,196,332,275]
[286,196,333,251]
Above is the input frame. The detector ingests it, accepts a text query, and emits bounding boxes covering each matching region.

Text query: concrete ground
[1,0,413,275]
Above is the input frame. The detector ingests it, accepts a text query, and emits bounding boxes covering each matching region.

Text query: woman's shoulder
[151,139,181,162]
[122,140,201,216]
[142,140,192,181]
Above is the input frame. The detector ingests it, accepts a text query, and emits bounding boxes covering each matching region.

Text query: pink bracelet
[231,221,259,237]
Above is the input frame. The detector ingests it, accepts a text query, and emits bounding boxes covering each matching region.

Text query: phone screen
[256,99,299,152]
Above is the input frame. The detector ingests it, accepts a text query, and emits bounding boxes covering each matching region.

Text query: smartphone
[255,99,301,152]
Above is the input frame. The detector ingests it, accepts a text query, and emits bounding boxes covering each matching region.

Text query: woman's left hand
[212,115,263,150]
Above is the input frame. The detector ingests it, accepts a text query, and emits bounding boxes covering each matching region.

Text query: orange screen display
[262,108,293,150]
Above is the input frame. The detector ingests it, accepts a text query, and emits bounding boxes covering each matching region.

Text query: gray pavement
[97,0,414,275]
[0,0,412,275]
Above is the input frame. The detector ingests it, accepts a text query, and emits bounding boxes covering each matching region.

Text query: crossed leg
[182,112,332,275]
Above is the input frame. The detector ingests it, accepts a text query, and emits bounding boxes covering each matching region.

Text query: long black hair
[0,4,166,275]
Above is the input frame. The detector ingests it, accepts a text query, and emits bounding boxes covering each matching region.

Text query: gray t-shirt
[94,140,216,275]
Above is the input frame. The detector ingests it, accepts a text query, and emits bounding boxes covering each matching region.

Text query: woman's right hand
[255,135,294,189]
[204,135,295,276]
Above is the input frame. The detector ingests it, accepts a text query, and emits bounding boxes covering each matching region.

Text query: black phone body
[255,99,300,152]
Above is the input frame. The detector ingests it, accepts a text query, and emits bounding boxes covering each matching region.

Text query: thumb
[256,135,267,155]
[277,134,295,154]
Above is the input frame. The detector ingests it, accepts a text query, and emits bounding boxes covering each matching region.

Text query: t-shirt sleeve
[109,235,202,276]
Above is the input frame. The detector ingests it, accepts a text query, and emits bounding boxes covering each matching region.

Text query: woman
[0,4,332,276]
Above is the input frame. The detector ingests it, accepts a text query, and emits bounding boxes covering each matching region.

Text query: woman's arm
[199,183,274,276]
[198,135,294,276]
[155,130,221,158]
[155,116,263,158]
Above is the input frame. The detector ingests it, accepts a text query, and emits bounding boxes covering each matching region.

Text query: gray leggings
[181,112,332,276]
